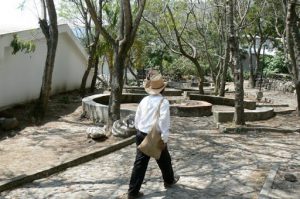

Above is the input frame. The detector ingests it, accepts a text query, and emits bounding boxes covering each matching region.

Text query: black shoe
[128,192,144,199]
[164,175,180,188]
[117,192,144,199]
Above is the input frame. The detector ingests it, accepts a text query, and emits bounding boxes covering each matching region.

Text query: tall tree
[85,0,146,127]
[286,0,300,116]
[208,0,230,97]
[34,0,58,118]
[271,1,288,69]
[144,1,207,94]
[227,0,248,125]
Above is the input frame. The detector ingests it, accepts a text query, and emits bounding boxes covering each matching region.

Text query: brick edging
[0,136,135,193]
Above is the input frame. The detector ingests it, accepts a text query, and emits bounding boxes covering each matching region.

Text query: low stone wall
[167,81,211,88]
[170,101,212,117]
[82,94,146,123]
[189,94,256,110]
[167,81,192,89]
[123,86,145,94]
[256,79,295,93]
[123,87,183,96]
[214,107,274,123]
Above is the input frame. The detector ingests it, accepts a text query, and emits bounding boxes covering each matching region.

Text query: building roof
[0,24,38,35]
[0,23,88,60]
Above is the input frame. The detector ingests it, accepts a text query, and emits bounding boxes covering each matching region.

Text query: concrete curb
[258,163,280,199]
[218,124,300,134]
[274,108,296,115]
[213,107,275,123]
[0,136,135,193]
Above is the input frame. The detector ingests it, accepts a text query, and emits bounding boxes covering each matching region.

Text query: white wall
[99,59,137,83]
[52,32,88,93]
[0,25,90,110]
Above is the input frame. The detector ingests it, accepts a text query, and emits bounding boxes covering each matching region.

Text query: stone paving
[1,116,300,199]
[0,106,122,183]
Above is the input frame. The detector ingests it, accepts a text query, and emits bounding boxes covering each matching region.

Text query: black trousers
[128,130,175,196]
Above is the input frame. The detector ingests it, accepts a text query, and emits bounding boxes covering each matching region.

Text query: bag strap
[154,98,165,119]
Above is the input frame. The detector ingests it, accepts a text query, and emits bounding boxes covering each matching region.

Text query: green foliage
[145,46,173,69]
[10,34,36,55]
[262,52,288,77]
[243,71,250,80]
[245,0,280,38]
[131,39,146,69]
[103,2,120,37]
[226,70,234,82]
[164,56,197,80]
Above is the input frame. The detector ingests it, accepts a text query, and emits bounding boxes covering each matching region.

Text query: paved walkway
[1,116,300,199]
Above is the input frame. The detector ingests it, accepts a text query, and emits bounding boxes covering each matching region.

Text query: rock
[284,82,295,93]
[122,114,135,128]
[256,91,263,101]
[0,117,19,130]
[284,173,297,182]
[86,126,107,140]
[112,117,136,138]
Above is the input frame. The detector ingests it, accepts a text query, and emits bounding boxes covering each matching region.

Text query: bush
[262,52,288,77]
[164,57,197,80]
[226,70,234,82]
[243,71,250,80]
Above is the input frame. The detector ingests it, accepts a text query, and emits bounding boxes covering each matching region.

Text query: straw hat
[144,74,167,95]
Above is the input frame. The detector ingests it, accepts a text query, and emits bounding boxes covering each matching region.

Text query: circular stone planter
[82,94,213,123]
[82,94,146,123]
[169,100,212,117]
[123,86,183,96]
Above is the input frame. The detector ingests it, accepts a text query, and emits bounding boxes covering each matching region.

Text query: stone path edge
[258,163,280,199]
[0,136,135,193]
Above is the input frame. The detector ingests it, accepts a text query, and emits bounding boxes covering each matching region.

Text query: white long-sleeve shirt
[134,94,170,143]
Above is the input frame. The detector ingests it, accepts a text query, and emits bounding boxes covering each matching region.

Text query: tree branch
[85,0,116,46]
[166,5,194,59]
[143,16,181,55]
[130,0,146,42]
[122,0,132,43]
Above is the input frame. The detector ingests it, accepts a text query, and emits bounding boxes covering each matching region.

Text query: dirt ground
[0,86,299,194]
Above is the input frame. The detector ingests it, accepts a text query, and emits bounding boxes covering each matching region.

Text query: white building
[241,37,279,71]
[0,24,92,110]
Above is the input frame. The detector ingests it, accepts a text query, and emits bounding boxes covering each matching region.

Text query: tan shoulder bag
[137,98,165,159]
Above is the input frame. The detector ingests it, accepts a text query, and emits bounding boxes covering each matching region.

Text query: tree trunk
[128,59,140,87]
[90,56,99,93]
[34,0,58,119]
[80,32,100,97]
[124,57,129,85]
[255,53,261,88]
[248,45,255,88]
[219,44,230,96]
[191,59,205,94]
[106,53,114,87]
[85,0,146,128]
[227,0,245,125]
[108,50,126,127]
[214,61,221,95]
[296,81,300,116]
[286,0,300,116]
